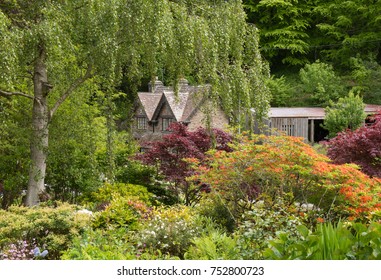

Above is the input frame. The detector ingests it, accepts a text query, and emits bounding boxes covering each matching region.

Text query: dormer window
[137,117,147,130]
[162,118,175,131]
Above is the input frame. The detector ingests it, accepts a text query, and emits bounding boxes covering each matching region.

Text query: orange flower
[316,217,325,223]
[360,195,372,203]
[246,166,254,172]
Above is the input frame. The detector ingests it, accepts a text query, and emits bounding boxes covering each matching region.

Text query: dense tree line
[244,0,381,106]
[244,0,381,69]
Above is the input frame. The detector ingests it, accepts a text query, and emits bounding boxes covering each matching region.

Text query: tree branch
[0,89,34,100]
[49,64,93,119]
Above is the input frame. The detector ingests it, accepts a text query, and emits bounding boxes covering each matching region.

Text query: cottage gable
[132,78,229,144]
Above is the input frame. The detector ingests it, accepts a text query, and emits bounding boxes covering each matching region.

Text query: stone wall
[187,102,229,131]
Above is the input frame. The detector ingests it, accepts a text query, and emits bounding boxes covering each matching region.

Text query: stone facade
[133,78,229,145]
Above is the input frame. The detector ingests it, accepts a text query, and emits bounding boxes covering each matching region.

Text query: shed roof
[269,107,325,119]
[269,104,381,119]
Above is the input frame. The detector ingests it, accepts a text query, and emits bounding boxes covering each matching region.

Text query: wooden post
[309,119,314,143]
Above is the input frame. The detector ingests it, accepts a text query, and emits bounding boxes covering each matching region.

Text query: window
[281,124,295,136]
[162,118,175,131]
[137,117,147,130]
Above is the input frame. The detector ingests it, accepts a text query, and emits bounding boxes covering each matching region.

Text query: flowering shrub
[0,240,36,260]
[235,198,304,259]
[190,134,381,221]
[133,205,203,258]
[0,202,91,259]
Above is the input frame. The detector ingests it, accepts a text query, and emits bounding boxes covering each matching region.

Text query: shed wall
[270,117,309,140]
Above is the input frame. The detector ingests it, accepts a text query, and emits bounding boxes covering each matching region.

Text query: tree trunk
[25,47,50,206]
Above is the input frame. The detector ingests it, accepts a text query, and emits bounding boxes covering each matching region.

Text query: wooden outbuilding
[265,105,381,143]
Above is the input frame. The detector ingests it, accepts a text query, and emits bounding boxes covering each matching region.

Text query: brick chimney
[179,77,189,91]
[148,76,164,93]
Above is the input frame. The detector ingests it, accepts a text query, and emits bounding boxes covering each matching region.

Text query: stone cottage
[133,78,229,147]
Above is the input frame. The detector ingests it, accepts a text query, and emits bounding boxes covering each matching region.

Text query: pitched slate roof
[163,91,190,121]
[137,78,206,122]
[137,92,162,120]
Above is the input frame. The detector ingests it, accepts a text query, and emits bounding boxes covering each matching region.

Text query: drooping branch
[49,64,93,119]
[0,89,34,100]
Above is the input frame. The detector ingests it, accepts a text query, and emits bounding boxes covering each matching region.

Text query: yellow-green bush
[61,228,137,260]
[89,182,155,209]
[0,202,92,259]
[92,194,151,229]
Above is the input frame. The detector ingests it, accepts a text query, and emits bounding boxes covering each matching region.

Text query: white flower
[76,209,93,216]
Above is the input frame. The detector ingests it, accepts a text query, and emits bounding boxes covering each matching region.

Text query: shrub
[190,134,381,222]
[115,161,179,206]
[132,205,203,258]
[89,183,153,230]
[322,91,365,138]
[195,192,236,233]
[264,221,381,260]
[326,112,381,178]
[0,202,92,259]
[92,195,151,229]
[61,228,137,260]
[115,160,155,187]
[235,197,304,260]
[184,229,241,260]
[90,182,155,207]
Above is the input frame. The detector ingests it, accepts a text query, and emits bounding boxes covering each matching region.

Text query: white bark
[25,48,50,206]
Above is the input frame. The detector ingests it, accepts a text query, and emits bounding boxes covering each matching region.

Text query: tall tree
[314,0,381,67]
[0,0,269,206]
[244,0,315,66]
[0,0,118,206]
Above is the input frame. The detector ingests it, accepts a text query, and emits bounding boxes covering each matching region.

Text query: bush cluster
[0,202,92,259]
[3,129,381,260]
